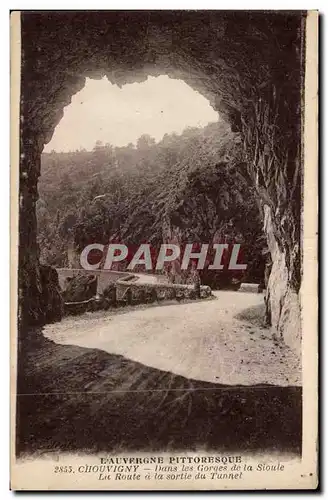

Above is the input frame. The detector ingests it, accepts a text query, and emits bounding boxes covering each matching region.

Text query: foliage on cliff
[37,120,266,287]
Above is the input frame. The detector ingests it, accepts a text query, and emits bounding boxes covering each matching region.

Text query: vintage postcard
[10,10,318,490]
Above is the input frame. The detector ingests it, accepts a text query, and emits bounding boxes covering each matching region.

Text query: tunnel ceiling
[21,11,304,148]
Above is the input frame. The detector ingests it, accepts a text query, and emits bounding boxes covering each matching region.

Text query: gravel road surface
[44,291,301,386]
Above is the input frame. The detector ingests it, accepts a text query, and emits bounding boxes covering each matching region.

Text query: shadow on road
[16,328,302,456]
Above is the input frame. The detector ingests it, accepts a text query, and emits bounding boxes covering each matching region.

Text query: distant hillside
[37,121,266,287]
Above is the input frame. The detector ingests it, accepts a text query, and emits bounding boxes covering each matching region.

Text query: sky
[44,75,219,152]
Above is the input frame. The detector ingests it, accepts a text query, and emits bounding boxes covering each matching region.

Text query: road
[44,290,301,386]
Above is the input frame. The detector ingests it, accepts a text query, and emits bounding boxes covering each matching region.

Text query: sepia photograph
[10,9,318,490]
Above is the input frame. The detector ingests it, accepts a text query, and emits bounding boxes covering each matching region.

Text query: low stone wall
[239,283,262,293]
[116,276,212,303]
[57,268,133,293]
[61,272,212,315]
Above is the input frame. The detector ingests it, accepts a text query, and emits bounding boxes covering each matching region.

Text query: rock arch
[19,11,305,350]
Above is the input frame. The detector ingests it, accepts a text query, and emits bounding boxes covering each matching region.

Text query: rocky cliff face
[18,11,305,349]
[263,205,301,354]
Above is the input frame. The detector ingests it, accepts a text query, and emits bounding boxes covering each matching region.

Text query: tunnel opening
[37,73,266,295]
[19,11,305,352]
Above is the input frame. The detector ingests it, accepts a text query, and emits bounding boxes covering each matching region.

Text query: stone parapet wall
[116,275,212,302]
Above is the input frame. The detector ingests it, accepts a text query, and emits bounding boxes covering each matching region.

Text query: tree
[137,134,156,150]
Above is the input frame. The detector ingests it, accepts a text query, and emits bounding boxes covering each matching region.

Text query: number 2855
[54,465,73,473]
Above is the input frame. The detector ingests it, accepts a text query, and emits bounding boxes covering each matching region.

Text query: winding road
[44,290,301,387]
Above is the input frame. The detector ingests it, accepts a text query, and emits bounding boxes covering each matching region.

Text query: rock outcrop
[62,274,97,303]
[18,11,305,349]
